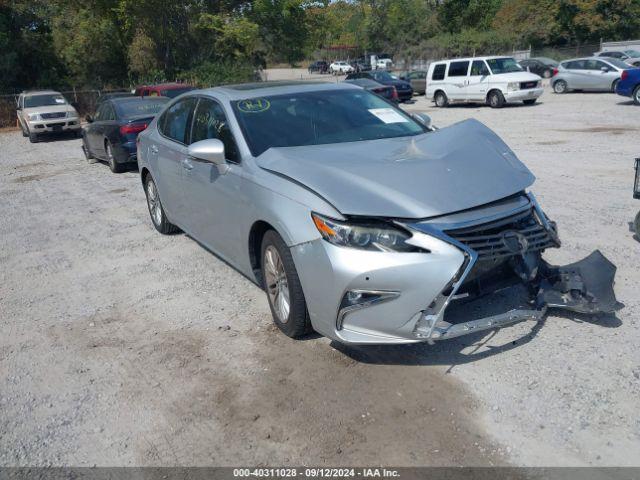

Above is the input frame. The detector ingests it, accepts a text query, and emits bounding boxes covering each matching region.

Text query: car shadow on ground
[330,310,622,367]
[31,133,81,143]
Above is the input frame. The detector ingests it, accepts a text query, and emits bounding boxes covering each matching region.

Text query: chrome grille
[445,208,556,260]
[41,112,66,119]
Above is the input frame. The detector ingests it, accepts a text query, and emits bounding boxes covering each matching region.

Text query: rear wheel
[633,85,640,106]
[261,230,312,338]
[488,90,505,108]
[434,91,448,108]
[553,80,568,94]
[611,79,620,93]
[105,141,124,173]
[144,174,180,234]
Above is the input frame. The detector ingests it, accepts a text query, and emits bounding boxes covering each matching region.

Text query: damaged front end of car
[404,193,623,344]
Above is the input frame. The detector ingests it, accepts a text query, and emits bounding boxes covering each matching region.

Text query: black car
[308,61,329,74]
[345,71,413,101]
[518,57,558,78]
[82,96,169,173]
[344,78,398,102]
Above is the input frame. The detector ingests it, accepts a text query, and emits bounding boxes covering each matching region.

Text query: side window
[104,105,116,121]
[94,104,107,121]
[159,97,197,144]
[470,60,489,76]
[190,98,240,163]
[448,61,469,77]
[565,60,585,70]
[432,64,446,80]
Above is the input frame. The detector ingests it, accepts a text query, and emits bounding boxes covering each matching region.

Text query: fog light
[337,289,400,330]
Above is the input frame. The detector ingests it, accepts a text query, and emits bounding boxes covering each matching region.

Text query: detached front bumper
[292,195,622,345]
[505,87,544,103]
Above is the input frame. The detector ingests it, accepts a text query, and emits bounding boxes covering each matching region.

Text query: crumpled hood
[256,119,535,219]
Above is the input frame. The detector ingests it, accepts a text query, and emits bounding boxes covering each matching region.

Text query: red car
[134,83,195,99]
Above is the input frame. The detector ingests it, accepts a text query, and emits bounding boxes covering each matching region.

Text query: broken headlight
[311,213,424,253]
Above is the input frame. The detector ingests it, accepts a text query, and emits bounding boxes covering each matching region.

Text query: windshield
[161,87,194,98]
[625,50,640,57]
[24,94,67,108]
[605,58,631,69]
[486,58,523,74]
[232,89,425,156]
[116,98,168,118]
[372,71,398,81]
[537,57,558,66]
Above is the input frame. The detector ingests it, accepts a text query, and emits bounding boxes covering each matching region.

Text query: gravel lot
[1,77,639,467]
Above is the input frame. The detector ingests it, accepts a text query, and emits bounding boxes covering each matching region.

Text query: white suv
[17,90,81,143]
[329,61,354,75]
[426,56,544,108]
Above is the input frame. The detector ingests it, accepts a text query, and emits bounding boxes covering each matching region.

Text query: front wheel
[633,85,640,106]
[488,90,505,108]
[434,91,448,108]
[261,230,312,338]
[144,175,180,235]
[553,80,568,94]
[29,132,38,143]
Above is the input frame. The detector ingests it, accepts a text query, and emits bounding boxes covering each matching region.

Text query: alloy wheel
[554,81,566,94]
[264,245,290,323]
[146,179,163,227]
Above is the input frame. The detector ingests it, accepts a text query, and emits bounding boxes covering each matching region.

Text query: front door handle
[182,157,193,171]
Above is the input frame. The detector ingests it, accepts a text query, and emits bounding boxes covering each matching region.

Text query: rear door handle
[182,157,193,170]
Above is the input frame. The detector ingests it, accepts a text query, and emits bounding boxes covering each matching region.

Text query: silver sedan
[552,57,630,93]
[137,82,621,345]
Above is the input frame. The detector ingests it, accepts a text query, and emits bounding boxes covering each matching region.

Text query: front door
[181,97,246,262]
[466,60,491,101]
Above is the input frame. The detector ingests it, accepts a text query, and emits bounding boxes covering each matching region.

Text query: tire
[635,211,640,238]
[611,79,620,93]
[553,80,568,94]
[144,174,179,234]
[543,69,552,79]
[523,99,537,105]
[434,91,448,108]
[82,136,97,164]
[105,141,124,173]
[488,90,505,108]
[261,230,312,338]
[633,85,640,106]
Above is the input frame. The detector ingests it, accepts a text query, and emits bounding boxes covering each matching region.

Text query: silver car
[552,57,630,93]
[137,82,621,345]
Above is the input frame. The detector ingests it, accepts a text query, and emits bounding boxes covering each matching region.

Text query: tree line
[1,0,639,93]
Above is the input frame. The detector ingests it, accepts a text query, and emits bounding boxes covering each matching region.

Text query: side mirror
[412,112,434,130]
[85,115,93,123]
[188,138,226,165]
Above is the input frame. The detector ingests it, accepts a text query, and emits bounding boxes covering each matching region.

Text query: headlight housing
[311,213,426,253]
[28,113,40,121]
[507,82,519,91]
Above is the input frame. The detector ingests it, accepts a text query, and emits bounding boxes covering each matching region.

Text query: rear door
[446,60,470,101]
[87,103,116,157]
[466,60,491,101]
[153,97,198,222]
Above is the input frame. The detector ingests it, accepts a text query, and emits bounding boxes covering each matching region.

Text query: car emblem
[501,230,529,255]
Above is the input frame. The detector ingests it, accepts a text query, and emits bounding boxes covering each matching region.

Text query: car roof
[22,90,62,96]
[111,96,169,104]
[208,81,359,101]
[431,56,512,63]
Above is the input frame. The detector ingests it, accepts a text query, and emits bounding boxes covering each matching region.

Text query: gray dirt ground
[0,75,639,467]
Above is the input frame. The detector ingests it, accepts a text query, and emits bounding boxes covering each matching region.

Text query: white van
[426,56,544,108]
